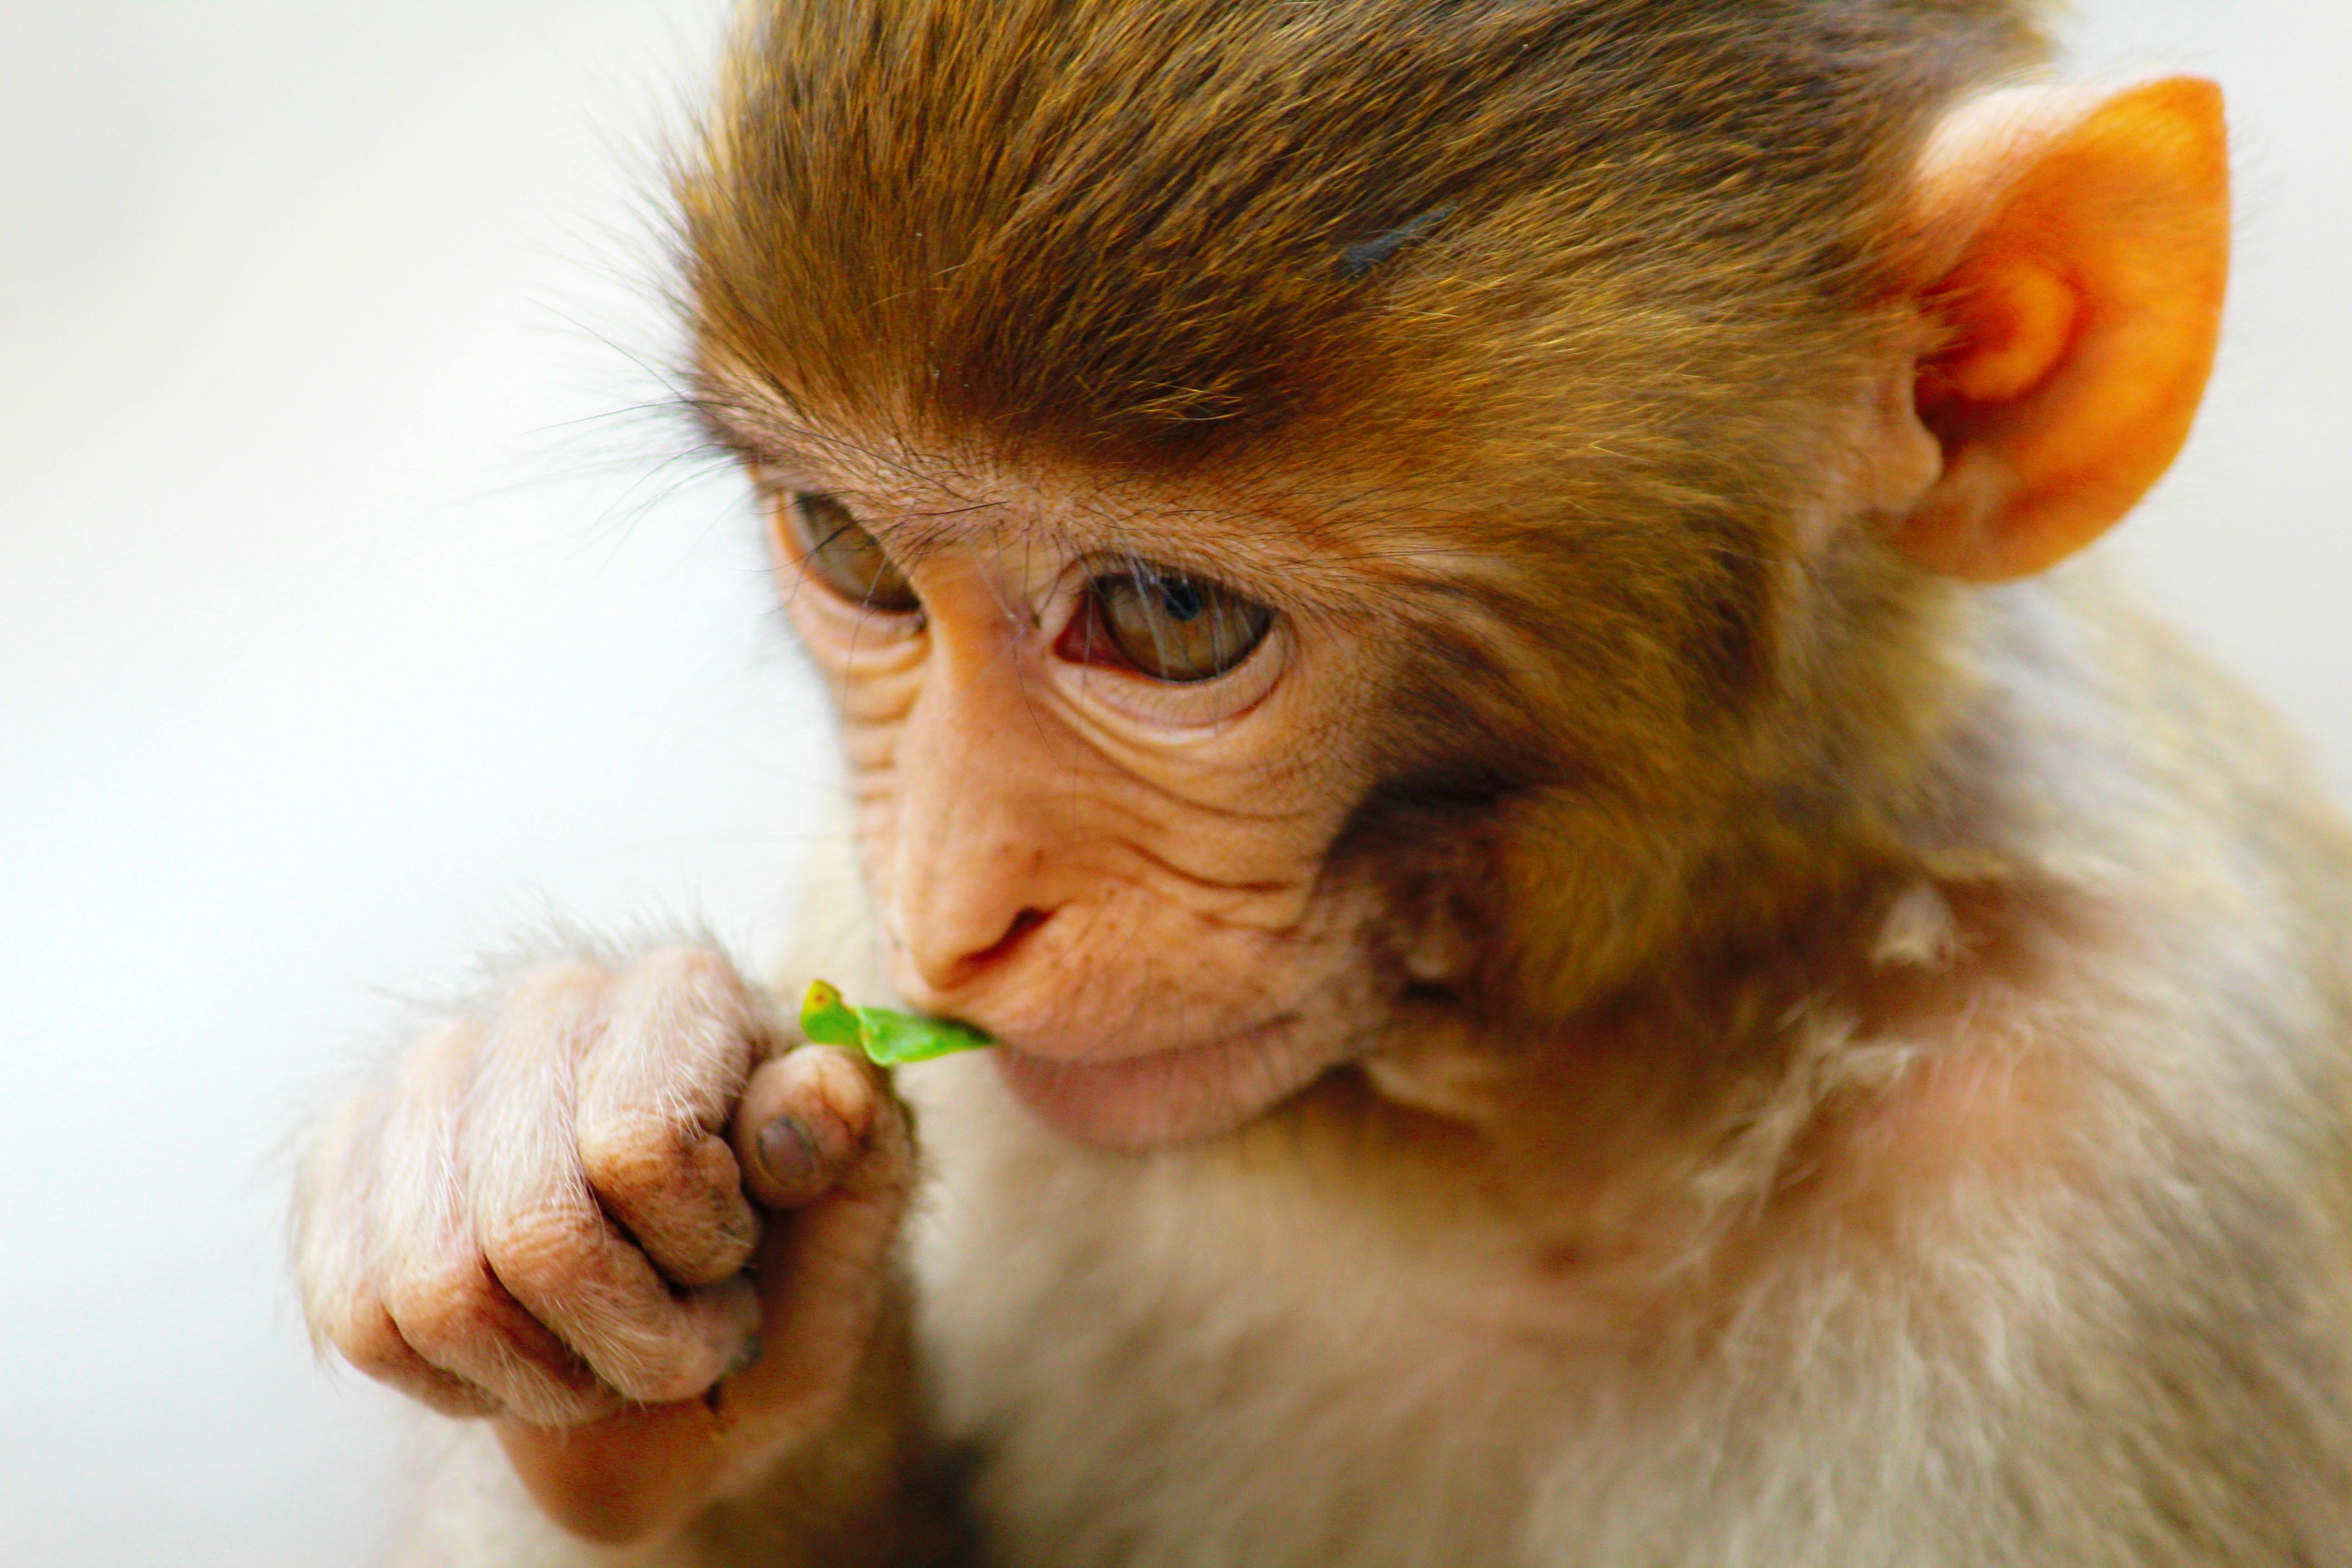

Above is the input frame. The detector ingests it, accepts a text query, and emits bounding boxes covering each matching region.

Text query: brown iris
[1073,566,1274,684]
[777,491,919,613]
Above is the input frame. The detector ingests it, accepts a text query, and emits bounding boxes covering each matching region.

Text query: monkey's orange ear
[1892,78,2230,582]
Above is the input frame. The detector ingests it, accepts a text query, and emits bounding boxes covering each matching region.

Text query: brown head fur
[682,0,2052,1039]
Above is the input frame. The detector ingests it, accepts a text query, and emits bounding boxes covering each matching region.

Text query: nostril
[960,907,1049,977]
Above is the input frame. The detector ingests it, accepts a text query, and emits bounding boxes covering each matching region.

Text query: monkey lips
[987,1014,1347,1150]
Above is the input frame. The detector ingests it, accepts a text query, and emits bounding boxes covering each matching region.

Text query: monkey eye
[1062,564,1275,684]
[773,490,921,614]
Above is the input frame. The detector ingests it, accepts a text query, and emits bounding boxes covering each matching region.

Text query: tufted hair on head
[682,0,2047,482]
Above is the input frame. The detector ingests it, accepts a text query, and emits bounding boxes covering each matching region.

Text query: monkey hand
[293,948,918,1546]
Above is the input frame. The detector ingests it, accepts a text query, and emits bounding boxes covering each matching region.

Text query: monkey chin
[990,1017,1346,1150]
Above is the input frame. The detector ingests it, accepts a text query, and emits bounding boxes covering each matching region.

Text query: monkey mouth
[991,1014,1344,1150]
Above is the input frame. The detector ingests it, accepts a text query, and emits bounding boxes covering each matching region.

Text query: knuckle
[631,945,744,1001]
[478,1204,601,1303]
[385,1254,514,1359]
[499,961,612,1024]
[627,1362,722,1407]
[403,1019,480,1086]
[582,1331,711,1410]
[669,1132,747,1201]
[330,1304,416,1380]
[600,1330,725,1404]
[578,1109,743,1188]
[611,948,764,1071]
[588,1138,759,1287]
[797,1049,890,1141]
[575,1113,675,1198]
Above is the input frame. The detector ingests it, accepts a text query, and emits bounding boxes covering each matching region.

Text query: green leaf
[798,980,995,1066]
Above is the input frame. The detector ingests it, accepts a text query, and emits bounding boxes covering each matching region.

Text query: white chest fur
[899,1050,2346,1568]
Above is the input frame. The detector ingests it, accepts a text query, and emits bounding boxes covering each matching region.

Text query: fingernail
[759,1115,821,1189]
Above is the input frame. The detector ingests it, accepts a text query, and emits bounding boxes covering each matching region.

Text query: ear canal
[1893,78,2231,583]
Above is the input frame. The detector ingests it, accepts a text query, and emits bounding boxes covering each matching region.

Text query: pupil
[1159,579,1204,622]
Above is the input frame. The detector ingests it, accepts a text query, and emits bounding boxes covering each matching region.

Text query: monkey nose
[895,901,1054,998]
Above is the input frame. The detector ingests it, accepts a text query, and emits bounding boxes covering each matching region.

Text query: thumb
[710,1048,916,1477]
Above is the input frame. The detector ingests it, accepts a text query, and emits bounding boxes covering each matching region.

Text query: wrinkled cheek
[841,667,916,722]
[845,777,902,904]
[1003,883,1379,1048]
[826,713,907,904]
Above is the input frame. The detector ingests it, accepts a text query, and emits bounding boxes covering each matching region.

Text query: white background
[2,3,2345,1563]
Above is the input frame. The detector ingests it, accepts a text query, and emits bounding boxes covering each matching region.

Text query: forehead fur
[683,0,2044,485]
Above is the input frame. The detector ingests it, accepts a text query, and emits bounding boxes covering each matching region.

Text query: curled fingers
[371,1018,618,1426]
[297,1087,500,1420]
[574,948,765,1288]
[464,965,760,1409]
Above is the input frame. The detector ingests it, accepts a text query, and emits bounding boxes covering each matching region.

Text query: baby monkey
[294,2,2352,1564]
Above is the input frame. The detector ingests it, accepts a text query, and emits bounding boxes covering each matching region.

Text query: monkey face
[757,457,1409,1149]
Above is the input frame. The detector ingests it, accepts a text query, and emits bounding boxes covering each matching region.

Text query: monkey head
[681,2,2227,1152]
